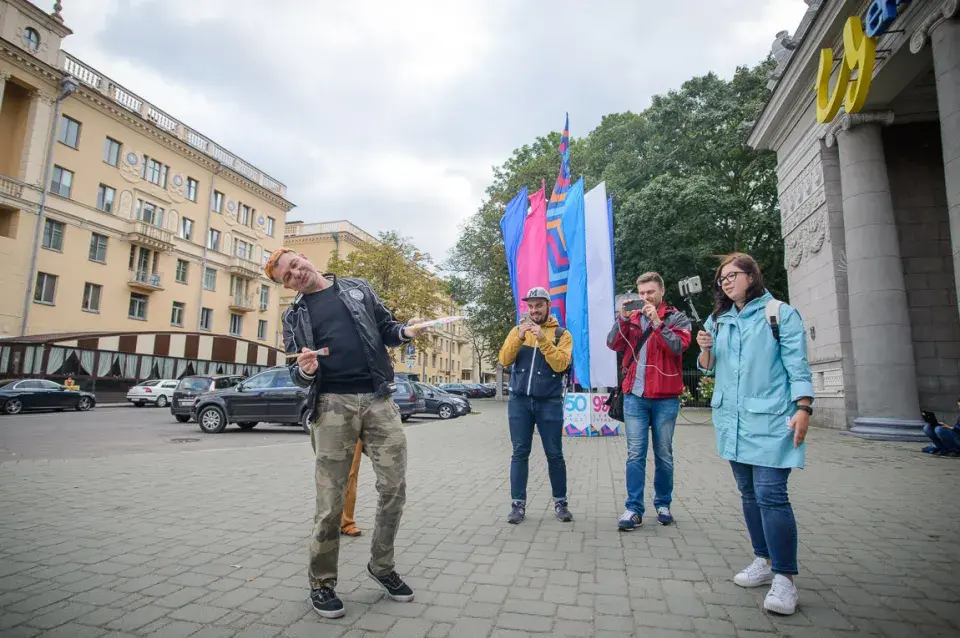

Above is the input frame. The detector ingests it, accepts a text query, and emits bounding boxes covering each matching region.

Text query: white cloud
[38,0,810,262]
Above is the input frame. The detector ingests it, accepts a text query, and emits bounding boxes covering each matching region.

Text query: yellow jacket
[498,315,573,373]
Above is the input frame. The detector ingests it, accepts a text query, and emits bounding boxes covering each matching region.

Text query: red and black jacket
[606,304,692,399]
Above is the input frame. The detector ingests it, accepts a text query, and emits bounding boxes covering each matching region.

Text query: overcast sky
[45,0,807,265]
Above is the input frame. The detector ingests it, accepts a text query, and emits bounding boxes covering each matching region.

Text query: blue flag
[499,187,528,322]
[560,178,589,388]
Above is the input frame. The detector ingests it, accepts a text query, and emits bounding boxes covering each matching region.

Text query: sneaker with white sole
[733,557,774,588]
[763,574,798,615]
[617,509,641,531]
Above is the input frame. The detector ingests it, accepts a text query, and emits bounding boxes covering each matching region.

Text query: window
[96,184,115,213]
[82,283,102,312]
[179,217,194,241]
[175,259,188,284]
[259,285,269,311]
[229,313,243,336]
[51,166,73,198]
[140,156,168,187]
[103,137,121,166]
[23,27,40,51]
[34,272,57,304]
[213,191,224,213]
[207,229,220,251]
[203,267,216,291]
[200,307,213,331]
[171,302,185,327]
[186,177,198,202]
[257,320,268,340]
[58,116,81,149]
[238,204,251,226]
[128,293,148,320]
[266,216,276,237]
[42,219,64,251]
[135,199,165,227]
[234,238,252,260]
[88,233,107,263]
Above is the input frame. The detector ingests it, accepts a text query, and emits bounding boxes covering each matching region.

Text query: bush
[679,386,693,407]
[698,376,715,401]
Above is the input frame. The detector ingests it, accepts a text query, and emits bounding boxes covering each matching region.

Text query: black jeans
[508,396,567,502]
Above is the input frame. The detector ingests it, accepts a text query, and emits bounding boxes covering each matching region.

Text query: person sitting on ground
[922,400,960,457]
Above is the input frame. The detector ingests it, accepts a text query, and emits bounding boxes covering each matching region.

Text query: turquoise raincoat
[699,291,814,469]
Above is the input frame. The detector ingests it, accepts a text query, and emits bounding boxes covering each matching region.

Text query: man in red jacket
[607,272,691,530]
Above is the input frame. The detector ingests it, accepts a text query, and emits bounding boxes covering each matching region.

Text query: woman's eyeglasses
[717,271,746,286]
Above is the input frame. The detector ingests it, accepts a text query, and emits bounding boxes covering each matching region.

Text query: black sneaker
[309,586,345,619]
[507,501,525,524]
[366,563,415,602]
[555,500,573,522]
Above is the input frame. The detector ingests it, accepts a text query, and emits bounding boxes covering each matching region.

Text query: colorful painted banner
[516,183,548,316]
[563,392,622,437]
[546,114,572,325]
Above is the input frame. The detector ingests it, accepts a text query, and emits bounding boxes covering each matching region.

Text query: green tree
[448,60,784,368]
[327,231,444,352]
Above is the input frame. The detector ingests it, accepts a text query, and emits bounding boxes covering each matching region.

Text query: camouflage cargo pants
[308,393,407,589]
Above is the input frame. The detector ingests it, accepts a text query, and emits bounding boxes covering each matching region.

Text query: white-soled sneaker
[733,557,774,588]
[763,574,798,615]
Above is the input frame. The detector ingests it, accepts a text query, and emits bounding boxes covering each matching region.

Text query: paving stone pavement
[1,402,959,637]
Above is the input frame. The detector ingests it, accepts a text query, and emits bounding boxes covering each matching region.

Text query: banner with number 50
[563,393,622,437]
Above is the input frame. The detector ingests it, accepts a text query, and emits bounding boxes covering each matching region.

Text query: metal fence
[681,369,713,408]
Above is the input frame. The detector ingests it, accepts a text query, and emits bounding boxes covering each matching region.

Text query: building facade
[0,0,293,366]
[748,0,959,439]
[283,220,472,385]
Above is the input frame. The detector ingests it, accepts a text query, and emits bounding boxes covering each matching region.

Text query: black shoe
[309,587,345,619]
[555,500,573,522]
[507,501,525,524]
[366,563,415,602]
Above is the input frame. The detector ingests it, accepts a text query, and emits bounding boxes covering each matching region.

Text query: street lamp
[19,75,80,337]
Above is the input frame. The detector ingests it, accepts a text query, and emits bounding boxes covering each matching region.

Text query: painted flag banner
[546,114,572,326]
[516,182,548,316]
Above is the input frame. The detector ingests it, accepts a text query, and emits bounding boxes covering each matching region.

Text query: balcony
[61,53,287,199]
[128,269,164,292]
[228,255,262,280]
[229,293,255,312]
[126,220,175,252]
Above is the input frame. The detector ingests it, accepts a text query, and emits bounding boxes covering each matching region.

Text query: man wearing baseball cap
[498,287,574,524]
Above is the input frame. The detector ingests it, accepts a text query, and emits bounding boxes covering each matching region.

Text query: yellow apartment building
[283,220,472,385]
[0,0,293,395]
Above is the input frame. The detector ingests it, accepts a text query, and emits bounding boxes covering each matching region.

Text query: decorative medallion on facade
[785,210,829,271]
[126,152,139,166]
[779,157,826,238]
[118,190,134,220]
[173,175,183,187]
[228,201,236,212]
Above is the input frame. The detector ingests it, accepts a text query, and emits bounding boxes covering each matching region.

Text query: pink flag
[516,182,549,316]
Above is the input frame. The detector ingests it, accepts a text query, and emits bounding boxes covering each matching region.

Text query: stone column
[18,90,56,187]
[825,112,924,440]
[0,70,10,113]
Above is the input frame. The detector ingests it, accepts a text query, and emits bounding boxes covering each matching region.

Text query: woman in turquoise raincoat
[697,253,813,617]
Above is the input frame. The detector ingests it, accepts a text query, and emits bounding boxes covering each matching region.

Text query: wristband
[796,405,813,416]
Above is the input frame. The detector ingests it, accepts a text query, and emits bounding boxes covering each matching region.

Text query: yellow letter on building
[815,16,877,124]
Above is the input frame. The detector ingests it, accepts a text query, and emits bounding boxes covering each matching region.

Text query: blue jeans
[730,461,798,576]
[623,394,679,517]
[923,423,960,452]
[508,396,567,502]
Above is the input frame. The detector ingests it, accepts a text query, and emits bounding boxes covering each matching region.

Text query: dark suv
[392,380,425,422]
[170,374,244,422]
[192,367,310,434]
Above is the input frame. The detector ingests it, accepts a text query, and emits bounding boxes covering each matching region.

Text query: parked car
[0,379,96,415]
[467,383,495,398]
[170,374,245,423]
[439,383,485,399]
[414,382,470,419]
[392,380,425,422]
[126,379,179,408]
[191,367,309,434]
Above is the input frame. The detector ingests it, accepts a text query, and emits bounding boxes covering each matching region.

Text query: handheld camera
[677,275,705,328]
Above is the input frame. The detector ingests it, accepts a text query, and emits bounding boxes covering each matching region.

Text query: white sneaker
[763,574,798,615]
[733,557,774,588]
